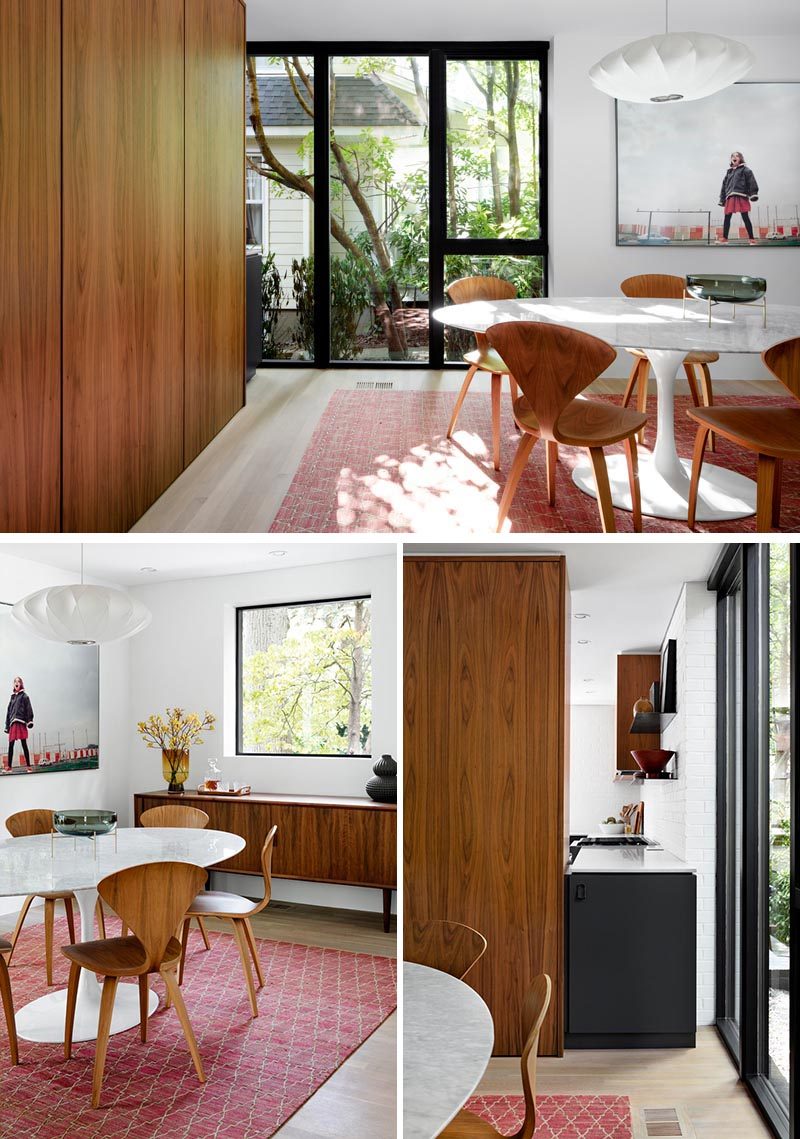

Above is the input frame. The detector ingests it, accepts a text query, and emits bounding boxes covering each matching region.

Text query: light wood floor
[131,368,781,533]
[479,1028,772,1139]
[16,898,397,1139]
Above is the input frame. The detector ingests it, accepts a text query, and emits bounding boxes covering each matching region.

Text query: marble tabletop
[404,962,494,1139]
[0,827,245,896]
[433,296,800,354]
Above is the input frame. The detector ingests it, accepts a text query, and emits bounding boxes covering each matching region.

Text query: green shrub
[261,253,284,360]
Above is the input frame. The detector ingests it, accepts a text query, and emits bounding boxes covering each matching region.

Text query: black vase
[366,754,397,803]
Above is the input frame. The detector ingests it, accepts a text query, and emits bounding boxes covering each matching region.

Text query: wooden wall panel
[184,0,245,464]
[616,654,662,770]
[403,557,568,1056]
[0,1,61,531]
[62,0,185,532]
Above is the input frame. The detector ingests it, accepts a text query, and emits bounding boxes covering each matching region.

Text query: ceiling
[0,541,393,587]
[406,540,724,704]
[247,0,800,41]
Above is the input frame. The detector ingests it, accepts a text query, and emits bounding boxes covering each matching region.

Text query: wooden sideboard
[133,790,397,931]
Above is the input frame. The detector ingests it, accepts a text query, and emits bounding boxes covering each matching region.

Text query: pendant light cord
[80,543,84,586]
[665,0,669,34]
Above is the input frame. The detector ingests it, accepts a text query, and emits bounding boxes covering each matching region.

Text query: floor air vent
[640,1107,687,1137]
[354,380,394,390]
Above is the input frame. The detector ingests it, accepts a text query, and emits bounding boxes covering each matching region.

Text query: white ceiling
[406,540,724,704]
[247,0,800,41]
[0,540,395,587]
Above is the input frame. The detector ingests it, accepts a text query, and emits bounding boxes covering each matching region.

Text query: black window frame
[236,593,373,759]
[245,41,550,369]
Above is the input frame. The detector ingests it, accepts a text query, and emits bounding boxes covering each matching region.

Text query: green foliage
[291,256,315,356]
[331,253,372,360]
[770,855,791,945]
[261,253,285,360]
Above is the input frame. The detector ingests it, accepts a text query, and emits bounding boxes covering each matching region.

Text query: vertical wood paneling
[0,0,61,531]
[62,0,185,532]
[184,0,245,464]
[404,557,568,1056]
[616,654,662,769]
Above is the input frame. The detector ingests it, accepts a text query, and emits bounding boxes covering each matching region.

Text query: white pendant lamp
[12,547,151,646]
[589,0,754,104]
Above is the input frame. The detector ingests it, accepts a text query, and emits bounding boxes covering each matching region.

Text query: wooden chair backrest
[446,276,517,304]
[518,974,553,1139]
[485,321,616,440]
[620,274,685,299]
[98,861,207,972]
[763,337,800,400]
[139,805,209,829]
[250,825,278,916]
[404,918,488,981]
[6,809,53,837]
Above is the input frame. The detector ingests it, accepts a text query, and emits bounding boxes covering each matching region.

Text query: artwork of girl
[718,151,759,244]
[3,676,34,772]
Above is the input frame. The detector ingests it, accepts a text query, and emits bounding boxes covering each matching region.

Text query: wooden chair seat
[514,396,646,447]
[0,937,18,1065]
[62,934,182,977]
[628,347,719,365]
[687,405,800,458]
[464,346,510,375]
[185,890,258,918]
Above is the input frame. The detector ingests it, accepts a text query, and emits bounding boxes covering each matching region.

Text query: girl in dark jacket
[4,677,34,771]
[718,151,759,244]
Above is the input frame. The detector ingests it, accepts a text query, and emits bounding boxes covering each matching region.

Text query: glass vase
[162,748,189,794]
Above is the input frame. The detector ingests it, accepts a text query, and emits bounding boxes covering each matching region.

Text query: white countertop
[568,845,694,874]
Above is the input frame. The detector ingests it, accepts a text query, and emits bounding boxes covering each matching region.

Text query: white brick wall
[569,705,641,834]
[641,582,717,1026]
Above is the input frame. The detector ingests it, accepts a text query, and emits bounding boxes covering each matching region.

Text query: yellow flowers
[136,707,216,751]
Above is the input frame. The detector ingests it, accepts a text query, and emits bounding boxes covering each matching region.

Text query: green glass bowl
[53,809,118,838]
[685,274,767,304]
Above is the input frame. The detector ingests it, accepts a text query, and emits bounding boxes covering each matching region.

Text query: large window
[245,43,548,367]
[237,596,372,757]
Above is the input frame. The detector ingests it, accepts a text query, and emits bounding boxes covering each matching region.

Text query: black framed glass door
[245,42,548,368]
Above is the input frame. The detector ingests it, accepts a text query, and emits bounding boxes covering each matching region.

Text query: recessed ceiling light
[574,613,590,619]
[139,567,158,574]
[268,550,287,557]
[577,639,591,645]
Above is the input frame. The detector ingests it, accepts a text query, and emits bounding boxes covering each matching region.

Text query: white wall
[641,582,717,1025]
[126,554,397,914]
[550,34,800,379]
[569,705,641,833]
[0,554,130,917]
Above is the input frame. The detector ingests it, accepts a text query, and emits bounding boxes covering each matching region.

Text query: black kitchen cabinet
[566,872,696,1048]
[246,251,263,381]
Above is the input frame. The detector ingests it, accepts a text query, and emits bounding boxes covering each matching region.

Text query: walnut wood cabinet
[616,653,662,771]
[403,556,570,1056]
[133,790,397,930]
[1,0,245,532]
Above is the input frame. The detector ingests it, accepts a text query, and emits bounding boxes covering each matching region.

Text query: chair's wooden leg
[446,365,478,439]
[546,440,558,507]
[636,360,649,446]
[687,425,711,530]
[161,966,205,1084]
[91,976,119,1109]
[622,358,640,408]
[232,919,259,1018]
[490,372,501,471]
[508,374,521,431]
[64,896,76,944]
[772,459,783,528]
[684,362,701,406]
[587,447,616,533]
[120,923,128,938]
[698,363,715,451]
[6,895,36,964]
[243,918,265,988]
[64,961,81,1059]
[138,975,149,1043]
[95,898,106,939]
[756,455,779,532]
[624,436,642,532]
[178,916,191,986]
[195,916,211,951]
[44,897,55,986]
[0,957,18,1065]
[495,434,537,533]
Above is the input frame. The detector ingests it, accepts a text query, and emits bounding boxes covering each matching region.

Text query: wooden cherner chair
[404,919,487,981]
[485,321,646,533]
[62,861,208,1109]
[438,975,552,1139]
[5,809,77,983]
[620,273,717,449]
[0,939,19,1065]
[688,336,800,532]
[179,825,277,1018]
[446,276,523,472]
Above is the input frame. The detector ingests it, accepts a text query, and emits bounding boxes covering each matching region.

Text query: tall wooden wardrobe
[0,0,245,532]
[404,555,570,1056]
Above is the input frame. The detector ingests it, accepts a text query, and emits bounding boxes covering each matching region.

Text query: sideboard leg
[382,888,393,933]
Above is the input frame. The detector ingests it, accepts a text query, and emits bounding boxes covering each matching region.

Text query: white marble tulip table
[0,827,244,1043]
[435,297,800,522]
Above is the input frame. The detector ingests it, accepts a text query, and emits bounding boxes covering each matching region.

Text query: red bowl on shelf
[630,749,675,776]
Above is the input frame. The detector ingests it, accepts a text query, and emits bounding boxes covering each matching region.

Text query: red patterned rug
[465,1094,633,1139]
[0,916,396,1138]
[268,389,799,533]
